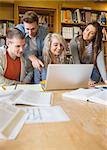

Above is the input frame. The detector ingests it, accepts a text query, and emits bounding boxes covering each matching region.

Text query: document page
[24,106,70,123]
[62,88,101,101]
[0,84,43,91]
[15,89,52,106]
[0,89,53,106]
[89,90,107,105]
[0,102,27,140]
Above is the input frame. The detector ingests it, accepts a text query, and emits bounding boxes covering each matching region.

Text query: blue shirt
[16,24,48,60]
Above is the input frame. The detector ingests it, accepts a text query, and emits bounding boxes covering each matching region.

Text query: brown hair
[23,11,38,24]
[76,21,103,64]
[6,28,25,39]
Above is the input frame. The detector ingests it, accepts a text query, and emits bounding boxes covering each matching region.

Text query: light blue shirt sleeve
[97,50,107,81]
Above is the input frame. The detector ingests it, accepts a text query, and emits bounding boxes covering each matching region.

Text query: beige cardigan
[0,46,33,85]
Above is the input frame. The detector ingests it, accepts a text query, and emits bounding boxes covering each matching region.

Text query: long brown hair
[76,21,103,64]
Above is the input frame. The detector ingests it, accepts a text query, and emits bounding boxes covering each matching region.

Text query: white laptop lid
[44,64,93,91]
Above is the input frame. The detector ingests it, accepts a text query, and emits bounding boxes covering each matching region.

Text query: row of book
[0,21,14,37]
[61,9,107,25]
[19,14,53,26]
[62,26,107,41]
[102,27,107,41]
[62,26,82,40]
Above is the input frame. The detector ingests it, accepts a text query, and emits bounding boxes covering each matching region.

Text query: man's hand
[28,55,44,70]
[32,58,44,70]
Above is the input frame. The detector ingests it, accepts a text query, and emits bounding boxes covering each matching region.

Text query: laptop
[42,64,93,91]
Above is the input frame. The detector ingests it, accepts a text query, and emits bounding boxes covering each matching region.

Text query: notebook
[42,64,93,91]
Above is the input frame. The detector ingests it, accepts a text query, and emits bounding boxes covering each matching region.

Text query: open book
[62,88,107,105]
[0,102,27,140]
[0,89,52,106]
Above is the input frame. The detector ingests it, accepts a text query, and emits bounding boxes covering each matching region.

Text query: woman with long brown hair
[69,21,107,86]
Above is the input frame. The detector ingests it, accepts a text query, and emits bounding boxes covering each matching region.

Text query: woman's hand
[88,79,96,87]
[104,80,107,84]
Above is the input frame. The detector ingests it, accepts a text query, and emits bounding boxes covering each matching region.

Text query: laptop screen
[44,64,93,91]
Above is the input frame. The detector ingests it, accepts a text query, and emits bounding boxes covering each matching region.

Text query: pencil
[2,85,6,91]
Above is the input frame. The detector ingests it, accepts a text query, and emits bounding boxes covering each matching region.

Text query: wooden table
[0,90,107,150]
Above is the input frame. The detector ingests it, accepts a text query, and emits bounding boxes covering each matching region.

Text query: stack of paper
[0,102,27,140]
[0,88,70,140]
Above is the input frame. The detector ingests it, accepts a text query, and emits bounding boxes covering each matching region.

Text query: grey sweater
[69,38,107,82]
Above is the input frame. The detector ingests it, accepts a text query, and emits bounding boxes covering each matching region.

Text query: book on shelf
[73,26,82,38]
[61,10,72,23]
[74,9,81,23]
[62,88,107,105]
[0,23,6,36]
[102,27,107,41]
[91,13,98,22]
[62,26,82,40]
[62,27,73,39]
[85,11,91,24]
[0,89,53,107]
[0,102,27,140]
[0,38,5,47]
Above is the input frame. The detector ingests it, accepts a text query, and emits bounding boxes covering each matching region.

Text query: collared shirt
[16,24,48,60]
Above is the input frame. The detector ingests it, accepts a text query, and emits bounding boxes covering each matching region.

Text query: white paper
[63,88,107,105]
[0,102,27,140]
[24,106,70,123]
[0,89,52,106]
[0,84,43,92]
[89,90,107,105]
[62,88,101,101]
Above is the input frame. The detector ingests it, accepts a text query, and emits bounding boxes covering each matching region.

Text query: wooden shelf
[0,35,6,38]
[61,22,86,26]
[18,6,55,33]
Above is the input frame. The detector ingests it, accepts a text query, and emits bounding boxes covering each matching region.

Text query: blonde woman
[34,33,68,84]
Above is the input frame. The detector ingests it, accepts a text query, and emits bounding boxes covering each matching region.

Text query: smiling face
[7,38,25,58]
[24,21,38,38]
[50,37,64,56]
[83,24,96,42]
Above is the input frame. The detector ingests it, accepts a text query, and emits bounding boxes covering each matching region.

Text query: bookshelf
[0,3,14,46]
[61,8,107,40]
[61,7,107,69]
[0,19,14,46]
[18,6,55,33]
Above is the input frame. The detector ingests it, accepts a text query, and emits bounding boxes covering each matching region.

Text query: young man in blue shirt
[16,11,48,83]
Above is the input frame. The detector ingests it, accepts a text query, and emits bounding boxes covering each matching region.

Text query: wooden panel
[103,41,107,70]
[0,3,14,20]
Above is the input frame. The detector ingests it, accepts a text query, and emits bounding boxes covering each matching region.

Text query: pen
[14,83,18,90]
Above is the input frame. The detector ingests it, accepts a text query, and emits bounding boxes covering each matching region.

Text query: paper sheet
[0,102,27,140]
[0,84,43,92]
[0,89,52,106]
[24,106,70,123]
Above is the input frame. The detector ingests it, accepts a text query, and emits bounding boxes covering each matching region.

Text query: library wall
[0,3,14,20]
[14,1,59,32]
